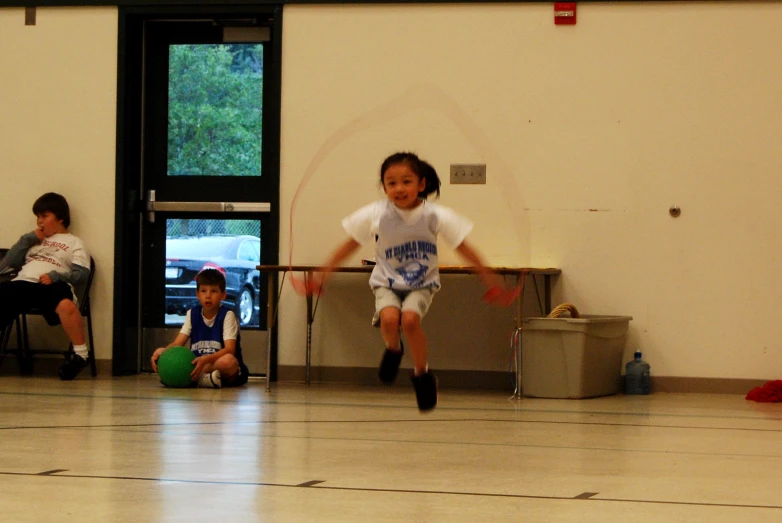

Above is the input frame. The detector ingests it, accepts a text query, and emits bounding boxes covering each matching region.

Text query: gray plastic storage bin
[521,315,632,399]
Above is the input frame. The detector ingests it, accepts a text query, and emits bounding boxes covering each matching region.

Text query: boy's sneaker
[411,371,438,412]
[58,354,89,381]
[197,370,222,389]
[378,341,404,384]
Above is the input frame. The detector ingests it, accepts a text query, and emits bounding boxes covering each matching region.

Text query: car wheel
[237,287,254,326]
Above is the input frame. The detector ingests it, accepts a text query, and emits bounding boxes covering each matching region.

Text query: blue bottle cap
[634,351,642,358]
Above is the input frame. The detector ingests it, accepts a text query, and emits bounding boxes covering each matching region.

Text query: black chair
[0,248,27,372]
[0,321,13,365]
[0,248,97,377]
[0,301,20,371]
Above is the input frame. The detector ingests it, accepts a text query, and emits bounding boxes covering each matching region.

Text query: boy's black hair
[380,152,441,200]
[196,268,226,292]
[32,192,71,228]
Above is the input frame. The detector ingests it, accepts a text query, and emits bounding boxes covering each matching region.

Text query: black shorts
[0,280,74,328]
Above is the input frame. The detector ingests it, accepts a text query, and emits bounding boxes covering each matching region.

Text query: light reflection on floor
[0,376,780,522]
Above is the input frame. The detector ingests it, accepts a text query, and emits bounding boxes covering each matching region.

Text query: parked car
[165,235,261,327]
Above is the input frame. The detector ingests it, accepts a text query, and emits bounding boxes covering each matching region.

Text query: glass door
[137,17,279,375]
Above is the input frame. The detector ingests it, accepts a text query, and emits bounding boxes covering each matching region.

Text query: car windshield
[166,237,234,258]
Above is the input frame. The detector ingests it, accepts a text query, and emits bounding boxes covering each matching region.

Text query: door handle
[146,190,270,222]
[147,201,271,212]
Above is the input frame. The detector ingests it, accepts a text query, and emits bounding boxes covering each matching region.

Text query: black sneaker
[378,341,404,384]
[411,371,438,412]
[58,354,89,381]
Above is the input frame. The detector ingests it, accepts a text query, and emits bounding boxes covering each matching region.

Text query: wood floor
[0,375,780,522]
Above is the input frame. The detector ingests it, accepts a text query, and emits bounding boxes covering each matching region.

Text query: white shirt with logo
[342,199,473,291]
[15,233,90,284]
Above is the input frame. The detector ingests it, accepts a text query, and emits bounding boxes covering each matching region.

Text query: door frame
[112,4,283,377]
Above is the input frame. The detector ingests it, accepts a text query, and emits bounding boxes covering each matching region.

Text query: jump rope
[283,84,528,312]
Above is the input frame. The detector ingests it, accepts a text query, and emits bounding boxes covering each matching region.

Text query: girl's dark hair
[32,192,71,228]
[380,152,441,200]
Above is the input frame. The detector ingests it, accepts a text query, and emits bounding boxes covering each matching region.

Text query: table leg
[305,270,313,385]
[265,271,275,392]
[513,272,527,399]
[545,274,552,314]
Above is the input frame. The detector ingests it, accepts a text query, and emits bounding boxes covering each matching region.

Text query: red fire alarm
[554,2,577,25]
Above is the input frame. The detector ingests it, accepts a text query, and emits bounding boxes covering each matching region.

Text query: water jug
[624,351,651,395]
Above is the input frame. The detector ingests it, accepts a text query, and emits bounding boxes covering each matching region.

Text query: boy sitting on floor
[151,268,249,388]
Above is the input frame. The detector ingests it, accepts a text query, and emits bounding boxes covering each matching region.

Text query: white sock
[73,344,89,360]
[413,365,428,377]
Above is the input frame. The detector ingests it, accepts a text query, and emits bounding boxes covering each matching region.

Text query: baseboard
[278,365,516,390]
[0,356,112,378]
[651,376,767,394]
[0,361,768,394]
[278,366,769,394]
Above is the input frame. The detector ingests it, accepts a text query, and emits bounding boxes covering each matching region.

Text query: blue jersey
[189,304,246,370]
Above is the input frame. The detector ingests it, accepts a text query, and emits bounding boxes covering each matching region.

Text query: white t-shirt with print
[15,233,90,284]
[342,199,473,291]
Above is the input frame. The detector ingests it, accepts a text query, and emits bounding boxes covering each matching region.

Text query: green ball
[158,346,195,388]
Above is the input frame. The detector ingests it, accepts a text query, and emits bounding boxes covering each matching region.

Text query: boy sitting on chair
[151,268,249,388]
[0,192,91,380]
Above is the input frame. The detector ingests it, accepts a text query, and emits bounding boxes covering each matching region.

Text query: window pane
[168,44,263,177]
[165,218,261,328]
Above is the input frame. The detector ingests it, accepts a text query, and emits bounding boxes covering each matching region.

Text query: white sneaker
[197,370,222,388]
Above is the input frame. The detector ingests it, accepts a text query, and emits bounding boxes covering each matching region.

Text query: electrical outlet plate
[450,164,486,184]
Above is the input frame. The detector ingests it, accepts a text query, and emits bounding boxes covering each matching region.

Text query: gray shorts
[371,287,436,327]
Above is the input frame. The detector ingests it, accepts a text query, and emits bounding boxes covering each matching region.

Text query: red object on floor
[746,380,782,402]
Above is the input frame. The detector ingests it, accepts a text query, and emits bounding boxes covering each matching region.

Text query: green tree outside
[167,43,264,177]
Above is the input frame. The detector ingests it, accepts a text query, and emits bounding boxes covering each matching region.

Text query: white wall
[2,2,781,381]
[279,2,782,380]
[0,8,117,360]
